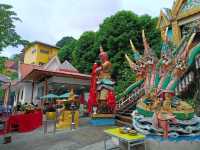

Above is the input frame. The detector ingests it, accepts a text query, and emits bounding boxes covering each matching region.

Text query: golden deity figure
[97,46,112,79]
[68,89,76,102]
[95,46,116,114]
[162,93,173,112]
[56,89,79,129]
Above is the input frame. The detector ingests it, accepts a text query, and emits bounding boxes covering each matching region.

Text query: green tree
[0,4,27,51]
[56,36,75,48]
[57,37,77,62]
[57,10,162,94]
[73,31,97,73]
[95,11,161,93]
[0,56,8,73]
[11,53,20,62]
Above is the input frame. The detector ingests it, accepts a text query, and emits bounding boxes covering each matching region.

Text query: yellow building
[157,0,200,46]
[23,41,59,65]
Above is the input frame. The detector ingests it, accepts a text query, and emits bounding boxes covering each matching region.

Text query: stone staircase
[115,88,145,127]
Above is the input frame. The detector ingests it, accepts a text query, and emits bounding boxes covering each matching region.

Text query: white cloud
[121,0,174,16]
[0,0,173,57]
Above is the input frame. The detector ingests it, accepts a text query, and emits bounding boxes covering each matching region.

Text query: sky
[0,0,174,57]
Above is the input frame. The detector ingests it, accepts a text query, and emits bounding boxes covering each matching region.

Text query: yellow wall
[24,43,58,65]
[24,45,37,64]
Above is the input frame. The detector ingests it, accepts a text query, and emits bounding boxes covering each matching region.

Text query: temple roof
[19,63,41,79]
[162,8,172,20]
[4,60,17,70]
[19,56,90,82]
[22,68,90,81]
[43,56,79,73]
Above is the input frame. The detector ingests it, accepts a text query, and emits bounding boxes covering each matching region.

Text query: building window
[40,49,49,54]
[32,49,36,54]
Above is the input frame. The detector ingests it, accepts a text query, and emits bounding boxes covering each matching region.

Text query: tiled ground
[1,117,111,150]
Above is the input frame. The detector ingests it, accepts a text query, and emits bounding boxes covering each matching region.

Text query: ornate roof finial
[182,32,196,60]
[164,27,169,43]
[99,45,108,61]
[130,39,137,52]
[130,40,141,62]
[142,30,150,55]
[100,45,104,53]
[125,54,135,69]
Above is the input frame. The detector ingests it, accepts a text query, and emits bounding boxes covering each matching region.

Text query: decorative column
[44,79,48,96]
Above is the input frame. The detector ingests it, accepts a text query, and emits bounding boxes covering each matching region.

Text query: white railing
[117,88,144,109]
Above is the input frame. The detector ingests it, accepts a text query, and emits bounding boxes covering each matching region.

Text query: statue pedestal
[89,113,115,126]
[56,110,79,129]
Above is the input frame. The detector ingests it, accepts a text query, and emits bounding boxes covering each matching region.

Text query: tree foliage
[0,4,27,52]
[57,11,162,93]
[56,36,76,48]
[57,37,77,62]
[0,56,18,80]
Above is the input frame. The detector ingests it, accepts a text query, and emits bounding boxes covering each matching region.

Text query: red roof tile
[20,63,41,79]
[4,60,17,69]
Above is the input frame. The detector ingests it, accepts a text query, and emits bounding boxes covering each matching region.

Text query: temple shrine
[115,0,200,138]
[88,46,116,125]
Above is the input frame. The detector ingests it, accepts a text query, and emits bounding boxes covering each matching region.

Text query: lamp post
[70,102,76,131]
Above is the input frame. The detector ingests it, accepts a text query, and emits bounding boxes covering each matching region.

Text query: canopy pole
[31,81,35,103]
[44,78,48,96]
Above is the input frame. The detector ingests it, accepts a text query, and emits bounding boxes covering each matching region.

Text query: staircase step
[116,119,132,127]
[117,112,132,116]
[115,114,132,123]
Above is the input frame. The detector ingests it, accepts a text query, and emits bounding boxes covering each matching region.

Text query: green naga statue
[125,28,200,137]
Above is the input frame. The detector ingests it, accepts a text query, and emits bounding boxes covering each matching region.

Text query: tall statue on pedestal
[88,46,116,117]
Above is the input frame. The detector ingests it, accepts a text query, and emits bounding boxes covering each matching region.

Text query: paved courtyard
[2,117,200,150]
[1,118,111,150]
